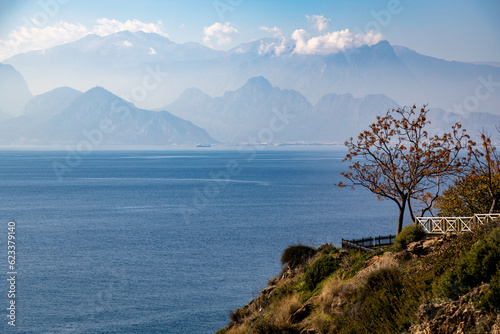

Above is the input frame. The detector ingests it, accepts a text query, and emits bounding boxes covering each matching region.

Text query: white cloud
[149,47,157,55]
[0,18,168,61]
[258,26,287,56]
[292,28,384,55]
[92,18,167,37]
[0,21,88,60]
[123,41,133,47]
[203,22,239,47]
[259,26,281,36]
[306,15,331,32]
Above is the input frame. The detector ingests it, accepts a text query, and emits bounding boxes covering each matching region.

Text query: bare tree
[337,105,472,234]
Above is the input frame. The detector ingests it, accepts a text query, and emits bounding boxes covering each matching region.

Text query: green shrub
[337,267,418,334]
[479,268,500,312]
[433,269,464,300]
[434,228,500,300]
[281,244,317,268]
[458,228,500,288]
[393,224,426,251]
[304,255,338,291]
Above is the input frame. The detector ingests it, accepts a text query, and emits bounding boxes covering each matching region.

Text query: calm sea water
[0,148,398,333]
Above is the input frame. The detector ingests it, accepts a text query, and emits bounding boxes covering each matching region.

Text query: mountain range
[0,30,498,146]
[0,86,216,146]
[0,74,498,146]
[164,76,500,143]
[3,31,500,115]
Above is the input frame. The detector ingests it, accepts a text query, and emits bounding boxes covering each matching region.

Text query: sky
[0,0,499,62]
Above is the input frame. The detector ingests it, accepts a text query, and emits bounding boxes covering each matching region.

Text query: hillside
[218,221,500,334]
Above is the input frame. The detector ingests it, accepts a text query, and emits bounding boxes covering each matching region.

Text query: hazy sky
[0,0,499,62]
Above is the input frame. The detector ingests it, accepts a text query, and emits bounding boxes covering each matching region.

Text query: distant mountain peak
[84,86,116,98]
[354,40,399,62]
[23,86,81,119]
[178,87,211,100]
[243,76,273,90]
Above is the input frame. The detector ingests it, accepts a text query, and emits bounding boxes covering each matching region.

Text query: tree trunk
[490,197,497,214]
[397,197,407,235]
[407,199,415,223]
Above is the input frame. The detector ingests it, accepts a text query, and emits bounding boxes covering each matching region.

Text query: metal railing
[341,234,395,253]
[415,213,500,234]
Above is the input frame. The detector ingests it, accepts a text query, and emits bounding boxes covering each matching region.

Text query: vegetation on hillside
[218,117,500,333]
[217,219,500,334]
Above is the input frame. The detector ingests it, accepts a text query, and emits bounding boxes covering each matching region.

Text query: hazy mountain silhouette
[4,31,500,115]
[0,86,216,146]
[0,63,33,116]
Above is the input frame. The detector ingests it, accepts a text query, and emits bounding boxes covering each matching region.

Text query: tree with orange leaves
[337,105,472,235]
[468,132,500,213]
[437,131,500,216]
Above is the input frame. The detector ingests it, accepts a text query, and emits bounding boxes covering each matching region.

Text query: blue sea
[0,148,398,333]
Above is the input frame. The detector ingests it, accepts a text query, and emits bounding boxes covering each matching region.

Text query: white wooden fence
[415,213,500,234]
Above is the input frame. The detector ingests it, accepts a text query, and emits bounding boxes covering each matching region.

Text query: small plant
[281,244,317,269]
[393,223,426,251]
[304,255,338,291]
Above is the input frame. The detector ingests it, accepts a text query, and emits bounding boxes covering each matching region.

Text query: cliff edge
[217,221,500,334]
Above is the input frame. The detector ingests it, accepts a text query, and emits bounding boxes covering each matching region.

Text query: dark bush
[304,255,338,291]
[393,224,426,251]
[229,306,249,323]
[458,228,500,288]
[435,228,500,300]
[281,244,317,268]
[479,268,500,312]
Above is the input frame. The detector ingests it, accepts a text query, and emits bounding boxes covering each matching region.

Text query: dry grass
[270,293,302,329]
[318,276,357,317]
[225,323,250,334]
[354,251,397,283]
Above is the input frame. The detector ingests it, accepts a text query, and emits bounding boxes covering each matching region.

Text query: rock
[261,285,276,299]
[291,303,313,323]
[407,241,423,254]
[422,238,436,250]
[300,329,319,334]
[291,296,319,323]
[408,286,490,334]
[418,303,439,321]
[491,314,500,334]
[407,237,436,255]
[394,250,417,262]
